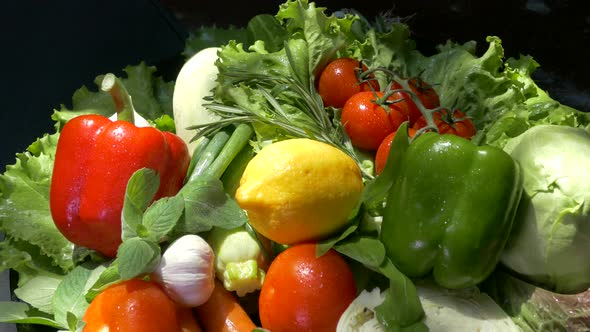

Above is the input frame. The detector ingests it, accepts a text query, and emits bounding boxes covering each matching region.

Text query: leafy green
[183,26,249,60]
[52,265,104,329]
[330,234,427,330]
[483,270,590,332]
[206,0,361,156]
[142,195,185,242]
[246,14,289,53]
[276,0,358,76]
[116,238,161,280]
[0,302,62,329]
[52,62,174,130]
[13,274,63,315]
[149,114,177,133]
[478,57,590,147]
[0,133,73,274]
[121,168,161,240]
[173,175,248,234]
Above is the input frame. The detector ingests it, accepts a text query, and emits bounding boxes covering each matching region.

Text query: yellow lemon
[235,138,363,245]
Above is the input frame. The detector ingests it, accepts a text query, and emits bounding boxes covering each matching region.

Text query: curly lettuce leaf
[182,26,249,60]
[479,56,590,147]
[0,133,73,274]
[275,0,358,76]
[388,35,590,148]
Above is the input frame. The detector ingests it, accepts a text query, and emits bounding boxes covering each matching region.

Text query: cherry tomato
[413,109,476,139]
[83,279,199,332]
[388,108,407,131]
[317,58,380,108]
[390,78,440,125]
[259,243,357,332]
[341,91,398,150]
[375,128,417,175]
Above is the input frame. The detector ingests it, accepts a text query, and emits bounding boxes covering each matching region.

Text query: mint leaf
[116,238,160,280]
[121,168,160,241]
[142,195,185,242]
[174,176,247,234]
[84,263,120,303]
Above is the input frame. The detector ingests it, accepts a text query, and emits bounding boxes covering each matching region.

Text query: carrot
[194,280,257,332]
[178,307,203,332]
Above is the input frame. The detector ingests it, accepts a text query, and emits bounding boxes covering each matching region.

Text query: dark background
[1,0,589,170]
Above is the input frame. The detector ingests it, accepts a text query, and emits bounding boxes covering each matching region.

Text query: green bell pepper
[380,132,523,289]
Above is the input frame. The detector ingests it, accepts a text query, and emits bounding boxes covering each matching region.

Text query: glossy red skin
[341,91,397,151]
[82,279,197,332]
[390,79,440,125]
[50,114,189,257]
[259,243,357,332]
[375,128,417,175]
[413,109,477,139]
[317,58,380,108]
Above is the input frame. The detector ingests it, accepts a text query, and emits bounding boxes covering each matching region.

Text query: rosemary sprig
[187,70,373,180]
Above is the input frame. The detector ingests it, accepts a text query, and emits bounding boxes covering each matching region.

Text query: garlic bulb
[153,234,215,307]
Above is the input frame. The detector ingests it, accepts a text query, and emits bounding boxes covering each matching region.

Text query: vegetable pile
[2,1,590,331]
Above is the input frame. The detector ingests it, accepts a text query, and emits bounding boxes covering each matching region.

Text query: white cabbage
[501,125,590,293]
[337,282,519,332]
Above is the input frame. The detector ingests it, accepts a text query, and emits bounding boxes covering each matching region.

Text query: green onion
[203,124,254,179]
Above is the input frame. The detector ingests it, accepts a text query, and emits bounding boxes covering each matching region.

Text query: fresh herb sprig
[189,70,373,179]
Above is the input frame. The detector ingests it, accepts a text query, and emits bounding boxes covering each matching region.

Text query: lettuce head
[501,125,590,294]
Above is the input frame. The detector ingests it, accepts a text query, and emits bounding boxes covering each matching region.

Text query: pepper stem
[101,73,135,124]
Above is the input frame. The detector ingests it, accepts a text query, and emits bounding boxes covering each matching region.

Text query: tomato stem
[101,73,136,124]
[363,67,441,137]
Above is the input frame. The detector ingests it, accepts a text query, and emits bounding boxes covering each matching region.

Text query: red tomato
[375,128,417,175]
[390,78,440,125]
[341,91,398,150]
[317,58,380,108]
[388,108,407,131]
[83,279,200,332]
[413,109,476,139]
[259,243,357,332]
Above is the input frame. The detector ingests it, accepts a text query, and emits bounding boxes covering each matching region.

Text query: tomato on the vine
[375,127,417,175]
[83,279,200,332]
[413,109,476,139]
[317,57,380,108]
[341,91,403,150]
[389,78,440,125]
[259,243,357,332]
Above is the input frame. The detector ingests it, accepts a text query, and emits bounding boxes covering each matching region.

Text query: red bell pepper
[49,74,190,257]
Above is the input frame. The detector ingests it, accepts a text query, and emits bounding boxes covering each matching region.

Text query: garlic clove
[153,234,216,307]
